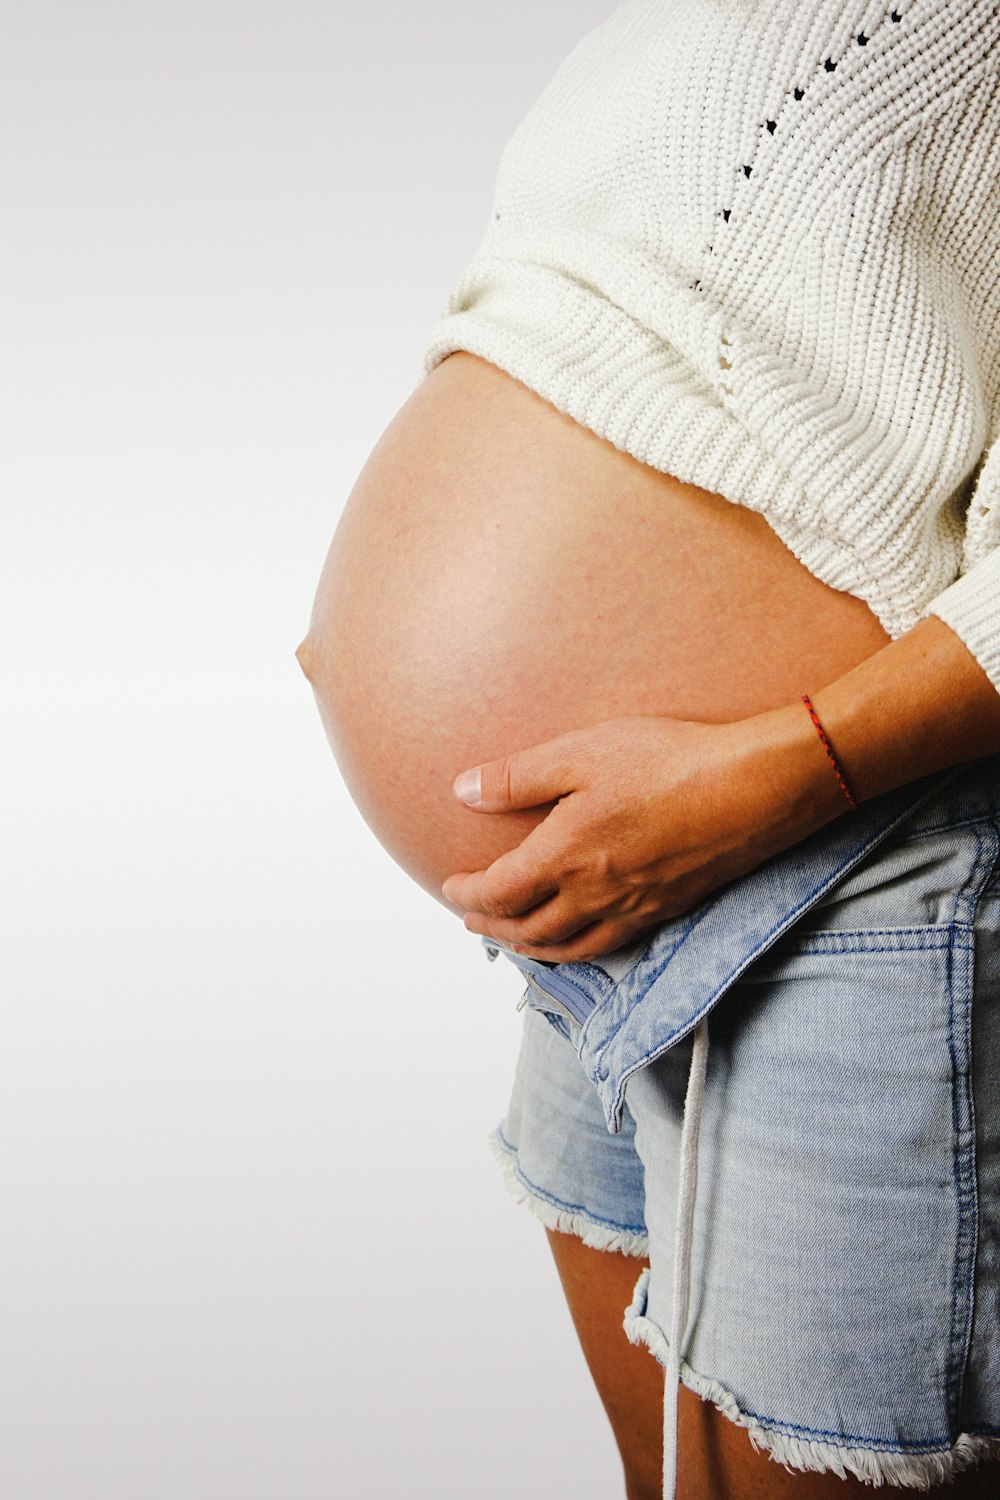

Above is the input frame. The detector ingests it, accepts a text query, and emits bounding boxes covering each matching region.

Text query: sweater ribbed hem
[419,0,1000,698]
[423,254,941,646]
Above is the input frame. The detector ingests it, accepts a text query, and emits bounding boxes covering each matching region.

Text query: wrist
[742,699,856,842]
[807,616,1000,802]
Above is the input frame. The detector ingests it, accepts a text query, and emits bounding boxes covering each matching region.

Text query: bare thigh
[544,1229,1000,1500]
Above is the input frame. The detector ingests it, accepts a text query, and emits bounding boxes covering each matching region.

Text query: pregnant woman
[297,4,1000,1497]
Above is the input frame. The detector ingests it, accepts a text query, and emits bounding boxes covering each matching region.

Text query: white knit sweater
[421,0,1000,697]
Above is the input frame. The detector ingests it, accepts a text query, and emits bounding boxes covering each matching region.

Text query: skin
[297,349,1000,1495]
[441,612,1000,962]
[297,352,899,902]
[545,1230,1000,1500]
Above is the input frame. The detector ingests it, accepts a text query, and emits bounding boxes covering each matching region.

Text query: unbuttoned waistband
[485,755,1000,1134]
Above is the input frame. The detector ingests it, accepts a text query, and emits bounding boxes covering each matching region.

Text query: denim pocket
[792,817,1000,934]
[487,766,986,1135]
[715,927,979,1438]
[706,816,1000,1436]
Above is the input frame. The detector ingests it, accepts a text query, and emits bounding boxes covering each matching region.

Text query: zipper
[523,971,589,1027]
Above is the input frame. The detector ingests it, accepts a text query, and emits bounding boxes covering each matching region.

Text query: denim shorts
[486,755,1000,1492]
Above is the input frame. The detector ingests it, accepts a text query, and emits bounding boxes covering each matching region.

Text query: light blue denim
[489,755,1000,1488]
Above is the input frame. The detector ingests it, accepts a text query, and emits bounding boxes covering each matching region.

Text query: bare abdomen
[298,352,890,902]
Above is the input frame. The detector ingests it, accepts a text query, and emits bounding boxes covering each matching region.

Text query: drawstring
[662,1016,710,1500]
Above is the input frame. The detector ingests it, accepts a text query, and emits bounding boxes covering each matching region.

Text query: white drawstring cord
[662,1016,710,1500]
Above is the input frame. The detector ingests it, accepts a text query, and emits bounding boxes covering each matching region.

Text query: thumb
[453,737,577,812]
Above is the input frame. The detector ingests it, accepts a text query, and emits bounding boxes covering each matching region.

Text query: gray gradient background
[2,2,628,1497]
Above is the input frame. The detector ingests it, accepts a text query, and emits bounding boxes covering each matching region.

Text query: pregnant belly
[298,352,890,903]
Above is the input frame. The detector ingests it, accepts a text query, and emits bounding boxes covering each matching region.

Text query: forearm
[762,614,1000,828]
[443,614,1000,961]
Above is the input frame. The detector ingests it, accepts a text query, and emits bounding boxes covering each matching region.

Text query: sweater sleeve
[925,547,1000,696]
[923,439,1000,697]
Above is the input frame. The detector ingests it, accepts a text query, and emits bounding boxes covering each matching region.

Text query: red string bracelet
[801,694,859,811]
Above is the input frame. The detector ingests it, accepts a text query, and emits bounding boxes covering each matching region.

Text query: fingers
[461,892,593,949]
[445,849,664,960]
[505,918,641,965]
[441,845,560,918]
[533,922,630,964]
[452,739,577,812]
[443,856,661,961]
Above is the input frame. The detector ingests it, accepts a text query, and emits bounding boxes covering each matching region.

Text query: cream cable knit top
[421,0,1000,697]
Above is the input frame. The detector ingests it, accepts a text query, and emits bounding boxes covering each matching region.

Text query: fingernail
[454,768,482,806]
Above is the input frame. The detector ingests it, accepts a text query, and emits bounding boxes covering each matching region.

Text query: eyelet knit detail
[422,0,1000,694]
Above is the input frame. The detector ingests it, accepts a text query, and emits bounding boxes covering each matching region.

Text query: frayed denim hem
[490,1124,650,1258]
[623,1266,1000,1490]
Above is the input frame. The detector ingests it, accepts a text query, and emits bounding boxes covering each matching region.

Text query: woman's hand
[441,706,846,962]
[441,617,1000,962]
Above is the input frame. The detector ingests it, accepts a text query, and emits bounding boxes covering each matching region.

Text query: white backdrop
[1,3,627,1497]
